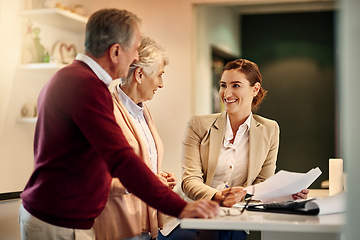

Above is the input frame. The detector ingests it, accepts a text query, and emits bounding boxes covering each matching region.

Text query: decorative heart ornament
[52,41,78,65]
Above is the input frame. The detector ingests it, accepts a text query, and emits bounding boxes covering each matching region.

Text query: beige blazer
[93,85,164,239]
[181,111,280,201]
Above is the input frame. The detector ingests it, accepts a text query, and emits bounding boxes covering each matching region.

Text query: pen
[245,193,253,199]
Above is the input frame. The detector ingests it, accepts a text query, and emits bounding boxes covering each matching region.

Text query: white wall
[194,5,240,115]
[0,1,22,132]
[0,3,24,238]
[0,1,28,193]
[338,0,360,239]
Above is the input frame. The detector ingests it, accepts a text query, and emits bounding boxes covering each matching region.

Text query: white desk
[180,190,345,240]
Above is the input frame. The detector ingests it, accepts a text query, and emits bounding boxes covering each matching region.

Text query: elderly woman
[93,34,176,240]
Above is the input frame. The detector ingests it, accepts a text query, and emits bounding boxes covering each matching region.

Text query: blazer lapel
[111,88,137,137]
[246,116,263,186]
[205,112,227,185]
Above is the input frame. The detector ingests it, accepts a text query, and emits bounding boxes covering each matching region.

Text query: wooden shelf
[19,8,87,32]
[18,62,65,70]
[16,117,37,123]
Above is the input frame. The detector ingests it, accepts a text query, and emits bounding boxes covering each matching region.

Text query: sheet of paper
[305,192,346,215]
[244,167,322,203]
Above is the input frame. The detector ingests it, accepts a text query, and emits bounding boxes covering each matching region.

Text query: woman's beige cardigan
[93,85,164,239]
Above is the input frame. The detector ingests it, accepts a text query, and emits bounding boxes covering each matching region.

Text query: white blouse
[210,113,252,190]
[117,85,158,174]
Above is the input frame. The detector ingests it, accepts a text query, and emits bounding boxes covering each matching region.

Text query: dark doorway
[241,11,336,188]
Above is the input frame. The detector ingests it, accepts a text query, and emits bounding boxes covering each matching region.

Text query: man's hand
[178,200,219,219]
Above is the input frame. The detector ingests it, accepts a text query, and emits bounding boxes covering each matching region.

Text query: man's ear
[109,44,121,63]
[134,67,143,84]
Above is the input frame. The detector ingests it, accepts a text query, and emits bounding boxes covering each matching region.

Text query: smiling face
[138,62,165,102]
[219,69,260,117]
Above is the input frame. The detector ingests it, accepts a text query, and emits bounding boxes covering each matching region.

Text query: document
[244,167,322,203]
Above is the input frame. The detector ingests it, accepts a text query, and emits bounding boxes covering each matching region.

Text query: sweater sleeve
[181,116,219,201]
[68,75,186,218]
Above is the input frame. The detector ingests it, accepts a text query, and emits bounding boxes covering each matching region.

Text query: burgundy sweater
[21,60,186,229]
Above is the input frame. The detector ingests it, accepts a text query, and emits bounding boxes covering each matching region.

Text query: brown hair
[222,59,267,111]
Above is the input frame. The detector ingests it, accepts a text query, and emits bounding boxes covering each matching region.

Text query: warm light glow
[0,1,32,193]
[0,2,23,120]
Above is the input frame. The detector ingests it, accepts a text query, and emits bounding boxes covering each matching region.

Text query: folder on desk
[247,192,346,216]
[247,198,319,215]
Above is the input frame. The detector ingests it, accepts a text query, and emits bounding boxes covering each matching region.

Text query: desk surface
[180,210,345,233]
[180,189,345,234]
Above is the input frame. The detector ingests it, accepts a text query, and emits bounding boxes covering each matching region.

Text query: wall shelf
[19,8,87,32]
[18,63,65,70]
[16,117,37,123]
[15,9,85,126]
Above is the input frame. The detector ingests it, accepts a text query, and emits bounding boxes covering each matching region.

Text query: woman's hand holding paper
[292,189,309,200]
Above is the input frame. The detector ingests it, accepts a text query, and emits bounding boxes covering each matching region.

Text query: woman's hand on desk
[178,200,219,219]
[292,189,309,200]
[213,187,247,207]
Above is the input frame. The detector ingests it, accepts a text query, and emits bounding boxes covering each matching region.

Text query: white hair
[120,34,168,85]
